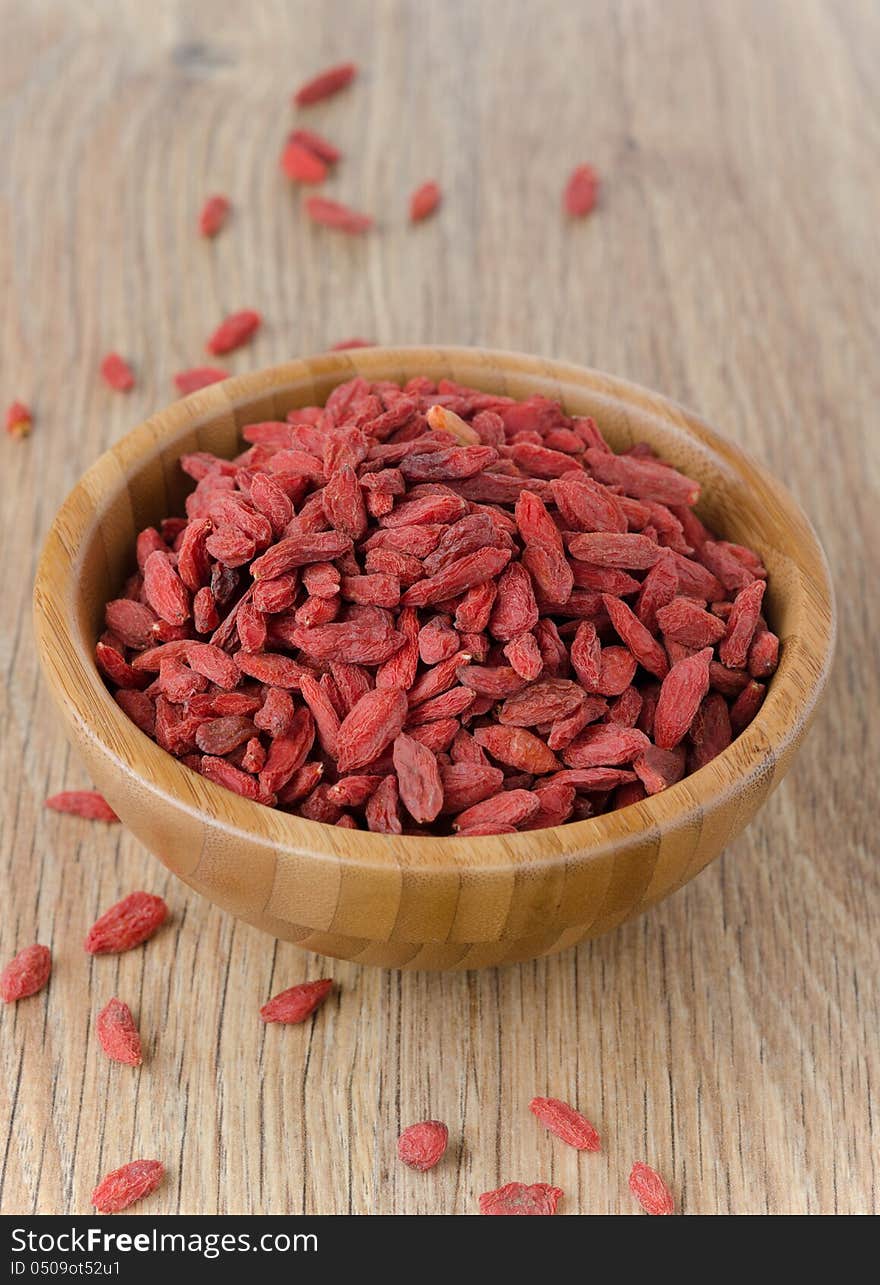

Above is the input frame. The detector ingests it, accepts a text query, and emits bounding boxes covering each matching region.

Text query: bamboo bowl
[33,348,834,969]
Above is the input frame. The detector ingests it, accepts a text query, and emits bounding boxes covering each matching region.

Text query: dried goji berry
[1,944,51,1003]
[409,180,442,223]
[261,978,333,1023]
[629,1161,675,1215]
[174,366,229,394]
[143,551,190,625]
[92,1160,164,1213]
[5,400,32,437]
[479,1182,563,1216]
[336,687,408,772]
[85,892,169,955]
[293,62,357,107]
[281,139,327,184]
[633,743,686,794]
[748,627,780,679]
[397,1120,448,1170]
[289,128,341,164]
[529,1097,601,1150]
[453,788,540,832]
[305,196,373,234]
[474,725,559,775]
[564,164,599,217]
[729,678,766,733]
[206,309,261,356]
[198,194,230,237]
[45,791,119,822]
[719,579,766,669]
[100,352,135,392]
[96,998,143,1066]
[656,597,727,648]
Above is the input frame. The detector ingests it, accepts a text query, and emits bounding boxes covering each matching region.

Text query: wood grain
[2,0,877,1214]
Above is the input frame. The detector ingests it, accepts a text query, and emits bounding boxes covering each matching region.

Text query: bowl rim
[33,345,836,874]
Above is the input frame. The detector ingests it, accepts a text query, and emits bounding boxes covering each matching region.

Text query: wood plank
[1,0,876,1214]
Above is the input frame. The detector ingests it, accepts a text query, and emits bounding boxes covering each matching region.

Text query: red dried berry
[564,164,599,217]
[305,196,373,234]
[397,1120,449,1170]
[453,788,540,832]
[474,725,559,775]
[6,400,33,437]
[529,1096,601,1151]
[92,1160,164,1214]
[729,678,766,733]
[100,352,135,392]
[748,627,779,679]
[198,194,230,237]
[409,181,441,223]
[174,366,229,394]
[1,944,51,1003]
[206,309,261,356]
[289,128,341,164]
[281,139,328,184]
[336,687,408,772]
[293,62,357,107]
[260,978,333,1024]
[719,579,766,669]
[629,1161,675,1215]
[96,998,143,1066]
[654,647,713,749]
[479,1182,563,1216]
[392,732,444,823]
[45,790,119,822]
[85,892,169,955]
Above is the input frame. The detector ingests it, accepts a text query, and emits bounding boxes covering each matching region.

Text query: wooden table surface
[2,0,877,1216]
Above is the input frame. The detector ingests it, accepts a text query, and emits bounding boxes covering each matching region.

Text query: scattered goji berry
[479,1182,563,1216]
[260,978,333,1024]
[206,309,261,356]
[174,366,229,394]
[289,128,341,164]
[409,180,441,222]
[293,62,357,107]
[100,352,135,392]
[529,1097,601,1150]
[397,1120,449,1170]
[198,194,231,237]
[96,998,143,1066]
[92,1160,164,1213]
[85,892,169,955]
[392,732,444,823]
[280,139,328,184]
[564,164,599,217]
[45,791,119,822]
[1,944,51,1003]
[5,400,32,437]
[304,196,373,233]
[629,1161,675,1215]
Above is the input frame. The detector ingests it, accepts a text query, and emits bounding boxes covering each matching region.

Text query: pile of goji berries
[96,375,778,836]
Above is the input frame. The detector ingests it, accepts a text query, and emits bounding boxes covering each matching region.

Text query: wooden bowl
[33,348,835,969]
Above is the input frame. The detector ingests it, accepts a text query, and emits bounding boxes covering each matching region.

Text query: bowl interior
[34,347,835,879]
